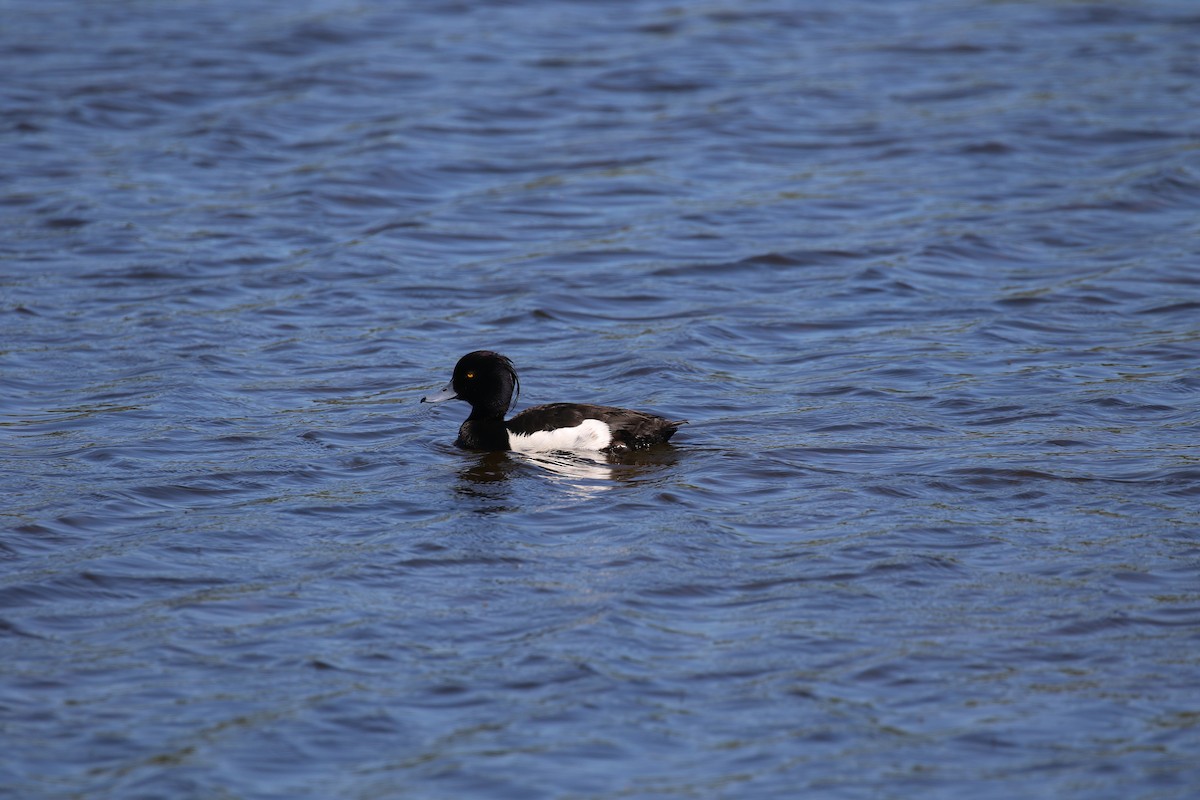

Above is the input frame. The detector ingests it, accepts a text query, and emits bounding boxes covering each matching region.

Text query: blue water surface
[2,1,1199,798]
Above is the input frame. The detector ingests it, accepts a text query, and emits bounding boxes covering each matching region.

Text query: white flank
[509,418,612,453]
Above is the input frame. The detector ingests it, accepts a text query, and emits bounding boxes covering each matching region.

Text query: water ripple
[3,0,1200,798]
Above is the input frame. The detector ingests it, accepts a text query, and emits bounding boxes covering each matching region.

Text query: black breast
[455,418,511,451]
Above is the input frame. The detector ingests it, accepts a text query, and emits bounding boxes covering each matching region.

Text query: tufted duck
[421,350,685,453]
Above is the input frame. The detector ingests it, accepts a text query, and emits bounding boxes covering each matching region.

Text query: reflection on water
[456,451,522,490]
[456,446,683,503]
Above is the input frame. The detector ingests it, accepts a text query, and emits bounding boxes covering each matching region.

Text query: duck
[421,350,685,453]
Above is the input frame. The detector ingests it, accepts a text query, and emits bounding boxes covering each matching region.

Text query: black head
[421,350,520,418]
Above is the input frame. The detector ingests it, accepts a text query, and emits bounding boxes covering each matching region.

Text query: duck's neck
[456,417,510,451]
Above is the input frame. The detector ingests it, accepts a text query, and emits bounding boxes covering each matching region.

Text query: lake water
[2,1,1199,797]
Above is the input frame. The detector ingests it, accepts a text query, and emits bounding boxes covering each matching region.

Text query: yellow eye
[465,371,475,379]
